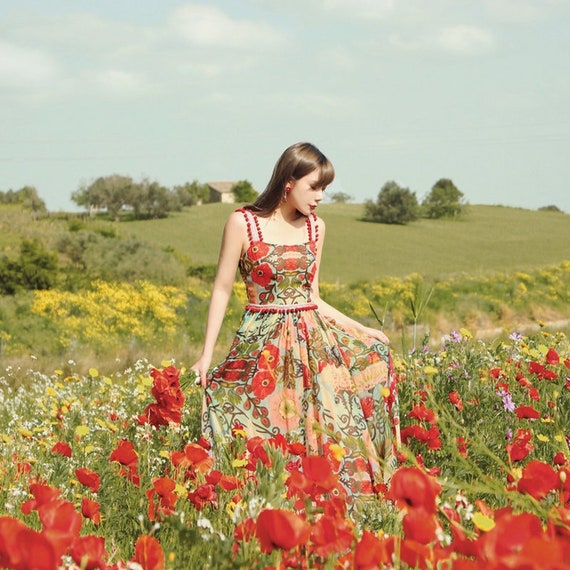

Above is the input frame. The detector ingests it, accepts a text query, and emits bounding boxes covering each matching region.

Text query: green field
[118,203,570,283]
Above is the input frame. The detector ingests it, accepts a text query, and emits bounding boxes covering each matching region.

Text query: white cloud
[167,4,285,49]
[436,26,494,54]
[92,69,148,97]
[0,40,59,88]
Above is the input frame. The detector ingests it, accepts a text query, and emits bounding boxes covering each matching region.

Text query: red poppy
[354,529,391,568]
[546,348,560,365]
[506,428,534,462]
[527,386,540,401]
[170,442,214,475]
[310,507,354,557]
[477,510,544,563]
[267,433,288,451]
[188,483,217,510]
[517,373,532,387]
[205,470,241,491]
[251,369,276,399]
[75,467,101,493]
[287,441,307,456]
[69,535,108,570]
[110,439,140,486]
[110,439,138,468]
[132,535,165,570]
[234,517,256,543]
[514,405,541,420]
[146,477,178,521]
[140,403,183,428]
[139,366,185,428]
[457,436,469,458]
[407,402,437,424]
[34,499,82,560]
[401,424,442,450]
[403,507,440,544]
[21,483,61,515]
[448,390,464,411]
[553,452,568,466]
[247,436,271,468]
[489,367,505,379]
[51,441,72,458]
[0,518,57,570]
[81,498,101,525]
[517,460,559,500]
[396,538,433,570]
[251,262,273,287]
[386,466,442,514]
[287,455,340,499]
[529,361,559,380]
[255,509,310,553]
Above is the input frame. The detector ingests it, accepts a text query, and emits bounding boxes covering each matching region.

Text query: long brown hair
[246,142,335,216]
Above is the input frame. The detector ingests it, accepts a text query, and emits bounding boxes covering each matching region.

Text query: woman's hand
[360,326,390,345]
[190,355,211,388]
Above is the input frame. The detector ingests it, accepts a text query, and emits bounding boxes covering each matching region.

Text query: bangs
[316,160,335,188]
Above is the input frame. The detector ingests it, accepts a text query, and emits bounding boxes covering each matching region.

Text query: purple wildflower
[498,390,515,413]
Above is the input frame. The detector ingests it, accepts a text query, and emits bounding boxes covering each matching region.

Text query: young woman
[191,142,399,495]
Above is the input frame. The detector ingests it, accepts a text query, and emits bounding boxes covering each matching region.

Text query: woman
[191,142,399,495]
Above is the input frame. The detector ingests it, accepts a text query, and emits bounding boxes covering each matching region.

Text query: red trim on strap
[245,303,317,314]
[238,208,263,245]
[308,213,319,244]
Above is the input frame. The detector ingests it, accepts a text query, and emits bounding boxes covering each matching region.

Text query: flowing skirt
[202,308,400,495]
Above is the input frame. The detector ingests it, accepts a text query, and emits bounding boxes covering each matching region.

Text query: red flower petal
[255,509,310,553]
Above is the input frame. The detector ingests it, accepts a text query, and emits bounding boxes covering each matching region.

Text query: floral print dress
[203,208,400,495]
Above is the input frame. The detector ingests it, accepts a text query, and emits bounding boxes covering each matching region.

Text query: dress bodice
[237,209,319,308]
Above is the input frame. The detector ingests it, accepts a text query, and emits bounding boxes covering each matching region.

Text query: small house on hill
[207,181,236,204]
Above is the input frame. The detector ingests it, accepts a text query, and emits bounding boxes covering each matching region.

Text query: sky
[1,0,569,212]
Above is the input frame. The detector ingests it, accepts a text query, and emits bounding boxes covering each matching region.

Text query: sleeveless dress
[203,208,400,496]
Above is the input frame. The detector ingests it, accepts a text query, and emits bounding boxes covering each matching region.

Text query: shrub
[421,178,465,219]
[363,181,419,224]
[0,239,58,294]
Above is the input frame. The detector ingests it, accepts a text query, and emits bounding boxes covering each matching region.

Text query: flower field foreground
[0,330,569,569]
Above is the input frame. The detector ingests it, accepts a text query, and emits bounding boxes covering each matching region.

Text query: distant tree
[538,205,563,213]
[422,178,465,219]
[363,181,419,224]
[0,186,46,216]
[72,175,134,220]
[232,180,258,203]
[139,179,179,218]
[174,180,210,207]
[72,178,108,216]
[329,191,353,204]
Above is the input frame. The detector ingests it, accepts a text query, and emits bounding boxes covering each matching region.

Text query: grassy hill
[118,203,570,283]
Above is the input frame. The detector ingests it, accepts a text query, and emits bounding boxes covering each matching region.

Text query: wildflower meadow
[0,327,569,569]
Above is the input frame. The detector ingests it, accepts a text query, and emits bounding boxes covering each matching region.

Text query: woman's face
[288,169,325,216]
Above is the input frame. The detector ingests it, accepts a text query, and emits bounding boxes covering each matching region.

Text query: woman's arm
[191,211,247,385]
[311,217,390,345]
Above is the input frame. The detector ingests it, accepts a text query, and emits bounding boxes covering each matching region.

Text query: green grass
[2,202,569,284]
[118,203,570,283]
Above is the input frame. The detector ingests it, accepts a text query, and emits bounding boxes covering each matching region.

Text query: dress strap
[238,208,264,244]
[306,213,319,244]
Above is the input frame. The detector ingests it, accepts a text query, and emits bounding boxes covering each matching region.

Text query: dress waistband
[245,302,318,314]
